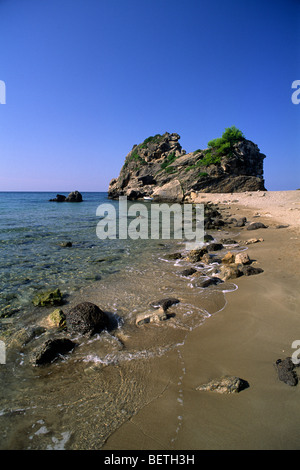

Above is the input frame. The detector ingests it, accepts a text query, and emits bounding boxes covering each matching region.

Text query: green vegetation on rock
[203,126,245,166]
[32,288,63,307]
[160,152,177,170]
[140,134,163,148]
[186,126,245,171]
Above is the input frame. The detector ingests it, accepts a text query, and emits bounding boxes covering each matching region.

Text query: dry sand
[103,190,300,450]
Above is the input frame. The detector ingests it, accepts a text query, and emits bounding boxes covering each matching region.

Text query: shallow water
[0,192,241,449]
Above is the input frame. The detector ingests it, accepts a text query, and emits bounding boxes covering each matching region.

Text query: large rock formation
[108,131,266,202]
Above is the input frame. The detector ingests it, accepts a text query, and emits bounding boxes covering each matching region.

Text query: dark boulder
[65,302,110,336]
[192,276,223,288]
[32,338,76,366]
[207,243,224,252]
[235,217,247,227]
[65,191,83,202]
[180,267,197,277]
[275,357,298,386]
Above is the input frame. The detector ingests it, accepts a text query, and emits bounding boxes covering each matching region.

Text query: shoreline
[103,190,300,450]
[1,190,300,450]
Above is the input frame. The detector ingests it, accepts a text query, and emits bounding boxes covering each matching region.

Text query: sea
[0,191,240,450]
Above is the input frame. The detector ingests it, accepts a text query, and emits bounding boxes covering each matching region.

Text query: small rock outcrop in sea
[149,298,180,311]
[49,191,83,202]
[108,128,266,201]
[65,301,110,336]
[196,375,249,394]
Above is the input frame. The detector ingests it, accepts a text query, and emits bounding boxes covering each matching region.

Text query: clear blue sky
[0,0,299,191]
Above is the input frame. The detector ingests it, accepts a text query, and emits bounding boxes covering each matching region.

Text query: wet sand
[103,190,300,450]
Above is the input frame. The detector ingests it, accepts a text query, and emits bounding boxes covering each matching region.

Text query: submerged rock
[191,276,222,288]
[10,326,46,349]
[150,298,180,312]
[65,302,110,336]
[196,375,249,394]
[60,241,72,247]
[32,289,63,307]
[136,309,170,326]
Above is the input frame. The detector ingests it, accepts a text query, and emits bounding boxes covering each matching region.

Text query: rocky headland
[108,128,266,202]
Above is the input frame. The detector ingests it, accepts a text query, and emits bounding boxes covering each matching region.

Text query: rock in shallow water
[135,309,169,326]
[65,301,111,336]
[32,289,64,307]
[32,338,77,366]
[48,309,66,328]
[149,298,180,311]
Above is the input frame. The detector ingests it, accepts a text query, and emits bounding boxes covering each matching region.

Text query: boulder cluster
[49,191,83,202]
[17,299,116,366]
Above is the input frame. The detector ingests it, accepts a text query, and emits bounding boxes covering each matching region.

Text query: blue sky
[0,0,299,191]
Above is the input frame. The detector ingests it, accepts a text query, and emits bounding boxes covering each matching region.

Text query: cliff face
[108,132,266,202]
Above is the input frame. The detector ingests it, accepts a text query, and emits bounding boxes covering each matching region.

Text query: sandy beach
[103,190,300,450]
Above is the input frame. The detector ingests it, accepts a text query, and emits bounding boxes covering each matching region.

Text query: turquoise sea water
[0,191,160,317]
[0,191,240,449]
